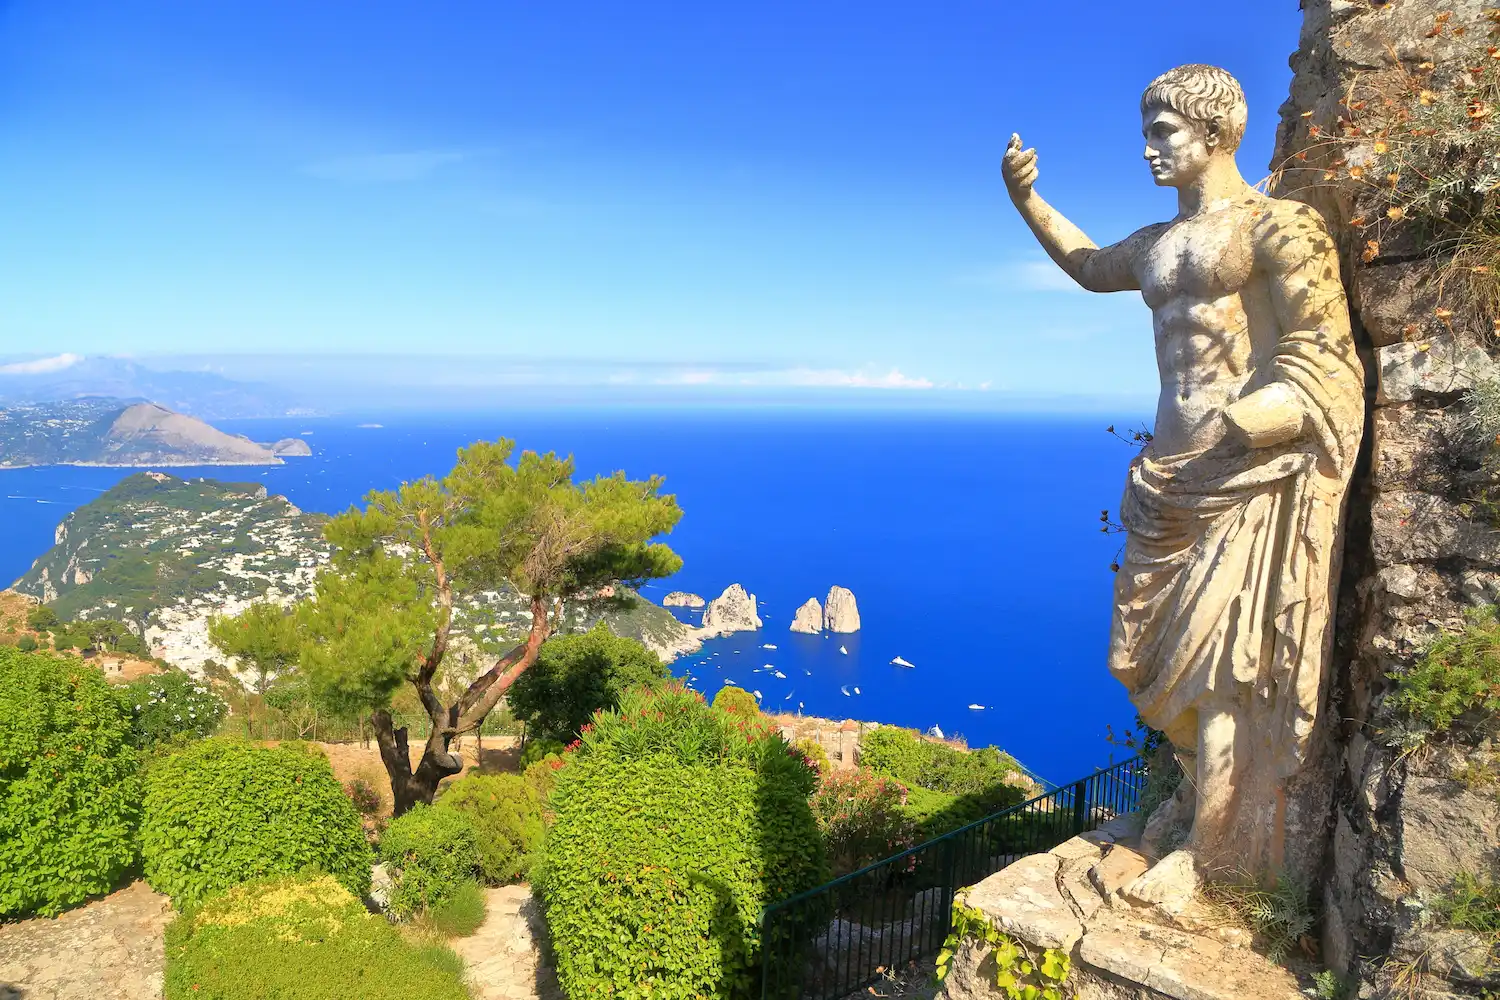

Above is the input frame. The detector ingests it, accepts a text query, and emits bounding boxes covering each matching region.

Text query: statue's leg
[1184,705,1240,870]
[1139,711,1198,860]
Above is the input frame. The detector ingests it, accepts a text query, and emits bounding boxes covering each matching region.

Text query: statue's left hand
[1223,383,1308,449]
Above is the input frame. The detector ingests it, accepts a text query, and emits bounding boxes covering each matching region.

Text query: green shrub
[344,776,383,817]
[163,873,470,1000]
[1391,606,1500,733]
[792,737,830,775]
[14,635,37,653]
[380,804,481,917]
[810,770,917,877]
[861,727,1025,814]
[142,738,372,906]
[537,684,827,1000]
[898,785,1001,841]
[712,684,760,717]
[0,650,141,917]
[26,606,61,632]
[428,878,487,938]
[519,737,566,769]
[121,670,227,749]
[507,625,669,742]
[435,772,546,884]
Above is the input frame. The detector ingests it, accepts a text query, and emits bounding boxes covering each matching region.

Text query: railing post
[1071,778,1089,835]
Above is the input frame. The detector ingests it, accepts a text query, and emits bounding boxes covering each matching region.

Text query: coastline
[0,459,286,470]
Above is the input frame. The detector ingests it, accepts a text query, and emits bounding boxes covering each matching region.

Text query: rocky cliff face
[824,586,860,633]
[701,583,762,634]
[1274,1,1500,989]
[791,597,823,634]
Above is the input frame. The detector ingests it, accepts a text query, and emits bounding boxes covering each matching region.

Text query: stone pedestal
[939,832,1307,1000]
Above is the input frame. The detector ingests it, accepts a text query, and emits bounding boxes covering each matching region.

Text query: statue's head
[1140,64,1247,188]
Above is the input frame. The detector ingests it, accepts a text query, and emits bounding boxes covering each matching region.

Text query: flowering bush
[810,769,918,877]
[536,683,827,999]
[121,670,227,750]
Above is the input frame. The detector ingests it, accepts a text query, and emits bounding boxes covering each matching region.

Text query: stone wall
[1273,1,1500,991]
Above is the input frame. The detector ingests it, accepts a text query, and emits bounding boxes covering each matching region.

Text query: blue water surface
[0,410,1140,783]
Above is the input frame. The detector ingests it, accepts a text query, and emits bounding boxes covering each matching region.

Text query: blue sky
[0,2,1304,405]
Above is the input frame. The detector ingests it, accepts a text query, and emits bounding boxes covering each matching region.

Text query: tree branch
[453,593,552,734]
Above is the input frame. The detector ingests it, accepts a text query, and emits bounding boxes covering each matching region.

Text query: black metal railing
[759,756,1146,1000]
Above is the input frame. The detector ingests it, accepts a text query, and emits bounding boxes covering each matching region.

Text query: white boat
[968,704,985,710]
[853,686,861,695]
[763,644,778,650]
[752,690,763,701]
[774,670,787,679]
[840,685,852,697]
[928,725,945,739]
[839,646,848,655]
[892,656,915,668]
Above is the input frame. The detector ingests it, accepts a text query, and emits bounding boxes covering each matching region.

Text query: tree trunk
[372,708,463,817]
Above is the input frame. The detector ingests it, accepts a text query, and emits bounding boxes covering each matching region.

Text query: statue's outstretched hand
[1003,133,1038,201]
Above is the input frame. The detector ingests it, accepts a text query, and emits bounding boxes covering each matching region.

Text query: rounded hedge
[142,738,373,906]
[0,650,141,917]
[537,684,827,1000]
[712,685,760,718]
[379,804,481,917]
[507,624,669,742]
[436,772,547,885]
[163,873,469,1000]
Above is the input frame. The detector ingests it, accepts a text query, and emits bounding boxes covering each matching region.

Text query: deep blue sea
[0,410,1141,784]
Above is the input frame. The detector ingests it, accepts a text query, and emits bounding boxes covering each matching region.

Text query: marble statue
[1003,65,1364,893]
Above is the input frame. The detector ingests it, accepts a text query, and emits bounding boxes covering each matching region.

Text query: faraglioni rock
[701,584,762,634]
[790,598,823,634]
[663,591,706,608]
[823,586,861,633]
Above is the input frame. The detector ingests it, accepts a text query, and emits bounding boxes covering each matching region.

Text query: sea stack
[270,438,313,457]
[824,586,861,633]
[663,591,706,608]
[701,584,762,634]
[790,598,823,634]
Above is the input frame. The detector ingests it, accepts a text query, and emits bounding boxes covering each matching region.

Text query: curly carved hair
[1140,64,1248,153]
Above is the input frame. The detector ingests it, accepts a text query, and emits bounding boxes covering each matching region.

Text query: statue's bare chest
[1138,210,1257,311]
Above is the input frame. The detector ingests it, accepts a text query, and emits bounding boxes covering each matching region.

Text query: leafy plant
[344,776,383,817]
[379,804,482,918]
[506,624,669,742]
[142,737,373,907]
[121,670,227,749]
[1434,870,1500,935]
[810,770,917,877]
[519,737,566,769]
[535,683,827,1000]
[15,635,37,653]
[861,726,1025,807]
[434,771,547,884]
[1202,873,1315,964]
[935,898,1071,1000]
[1313,969,1351,1000]
[162,873,470,1000]
[1390,605,1500,734]
[0,650,141,917]
[713,684,760,717]
[792,737,830,775]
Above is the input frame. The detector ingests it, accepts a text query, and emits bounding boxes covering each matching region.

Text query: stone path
[453,886,562,1000]
[0,881,172,1000]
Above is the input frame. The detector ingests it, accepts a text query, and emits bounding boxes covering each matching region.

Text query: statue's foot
[1122,849,1198,916]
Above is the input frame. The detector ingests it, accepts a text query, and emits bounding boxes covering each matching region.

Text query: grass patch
[1433,870,1500,935]
[427,879,487,938]
[1390,606,1500,738]
[1201,872,1315,965]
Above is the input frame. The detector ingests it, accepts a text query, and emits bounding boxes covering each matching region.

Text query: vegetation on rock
[0,651,141,918]
[1390,605,1500,736]
[142,737,372,906]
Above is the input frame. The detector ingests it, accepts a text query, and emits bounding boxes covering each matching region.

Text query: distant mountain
[0,398,294,468]
[0,355,313,419]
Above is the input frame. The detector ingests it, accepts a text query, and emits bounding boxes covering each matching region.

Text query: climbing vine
[935,899,1072,1000]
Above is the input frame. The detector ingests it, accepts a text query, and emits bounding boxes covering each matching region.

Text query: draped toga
[1108,328,1364,785]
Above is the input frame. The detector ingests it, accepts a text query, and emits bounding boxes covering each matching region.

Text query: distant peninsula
[0,398,312,468]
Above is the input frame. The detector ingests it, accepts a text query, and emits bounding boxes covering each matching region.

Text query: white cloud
[784,367,935,389]
[304,150,470,183]
[643,365,937,390]
[0,353,84,375]
[959,259,1085,294]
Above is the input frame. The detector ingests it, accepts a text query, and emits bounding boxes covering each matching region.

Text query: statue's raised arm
[1002,133,1158,294]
